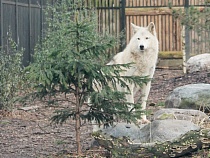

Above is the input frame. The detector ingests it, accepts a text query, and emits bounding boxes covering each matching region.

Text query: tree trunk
[75,87,82,155]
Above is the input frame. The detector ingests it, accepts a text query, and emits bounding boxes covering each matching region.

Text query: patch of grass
[0,120,10,125]
[55,139,66,145]
[156,101,165,107]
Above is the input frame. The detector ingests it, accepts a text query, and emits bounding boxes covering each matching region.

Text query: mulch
[0,69,210,157]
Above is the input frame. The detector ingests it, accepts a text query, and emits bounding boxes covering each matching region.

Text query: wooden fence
[0,0,124,66]
[0,0,47,66]
[125,0,210,57]
[0,0,209,65]
[125,7,182,52]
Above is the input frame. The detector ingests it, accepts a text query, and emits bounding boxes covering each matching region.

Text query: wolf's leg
[140,81,151,122]
[125,84,135,111]
[126,93,134,111]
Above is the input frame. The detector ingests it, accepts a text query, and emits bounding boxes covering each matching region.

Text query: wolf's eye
[146,37,149,39]
[137,38,140,40]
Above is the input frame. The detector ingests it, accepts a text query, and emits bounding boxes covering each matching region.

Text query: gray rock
[101,123,145,143]
[153,108,208,125]
[165,84,210,110]
[139,120,200,143]
[187,53,210,73]
[100,120,200,144]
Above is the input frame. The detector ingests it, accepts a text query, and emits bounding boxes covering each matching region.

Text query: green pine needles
[26,0,148,155]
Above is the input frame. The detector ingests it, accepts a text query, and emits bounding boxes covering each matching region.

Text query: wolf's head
[129,22,158,53]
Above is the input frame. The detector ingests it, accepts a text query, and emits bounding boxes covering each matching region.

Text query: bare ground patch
[1,69,210,157]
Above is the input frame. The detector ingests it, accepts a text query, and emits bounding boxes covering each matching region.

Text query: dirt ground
[1,69,210,158]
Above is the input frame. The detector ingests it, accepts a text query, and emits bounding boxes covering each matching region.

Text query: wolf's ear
[147,22,157,36]
[131,23,140,34]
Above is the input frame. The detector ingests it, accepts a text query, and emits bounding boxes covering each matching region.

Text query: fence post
[184,0,190,61]
[120,0,126,51]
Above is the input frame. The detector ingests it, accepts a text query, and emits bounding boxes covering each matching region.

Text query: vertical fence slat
[158,14,161,49]
[40,0,43,42]
[184,0,190,60]
[28,0,31,65]
[15,0,18,49]
[0,0,3,48]
[120,0,126,50]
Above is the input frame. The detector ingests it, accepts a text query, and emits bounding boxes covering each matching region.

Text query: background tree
[170,0,210,61]
[26,0,148,155]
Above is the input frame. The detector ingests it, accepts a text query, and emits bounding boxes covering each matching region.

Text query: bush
[0,31,25,109]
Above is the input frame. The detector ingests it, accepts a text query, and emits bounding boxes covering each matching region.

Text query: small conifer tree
[26,0,148,155]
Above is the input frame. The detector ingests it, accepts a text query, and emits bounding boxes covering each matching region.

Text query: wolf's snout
[140,45,144,50]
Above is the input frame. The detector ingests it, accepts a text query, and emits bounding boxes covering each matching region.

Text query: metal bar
[108,0,111,34]
[0,0,3,48]
[28,0,31,64]
[120,0,126,51]
[15,0,19,49]
[184,0,190,60]
[40,0,43,42]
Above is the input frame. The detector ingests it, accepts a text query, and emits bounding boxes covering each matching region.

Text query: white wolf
[107,22,159,123]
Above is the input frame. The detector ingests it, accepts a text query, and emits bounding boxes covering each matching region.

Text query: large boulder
[92,121,206,157]
[187,53,210,73]
[97,122,144,144]
[96,120,200,144]
[165,83,210,110]
[139,120,200,143]
[153,108,208,125]
[93,109,210,157]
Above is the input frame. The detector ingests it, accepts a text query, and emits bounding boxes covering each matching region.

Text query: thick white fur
[107,22,159,122]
